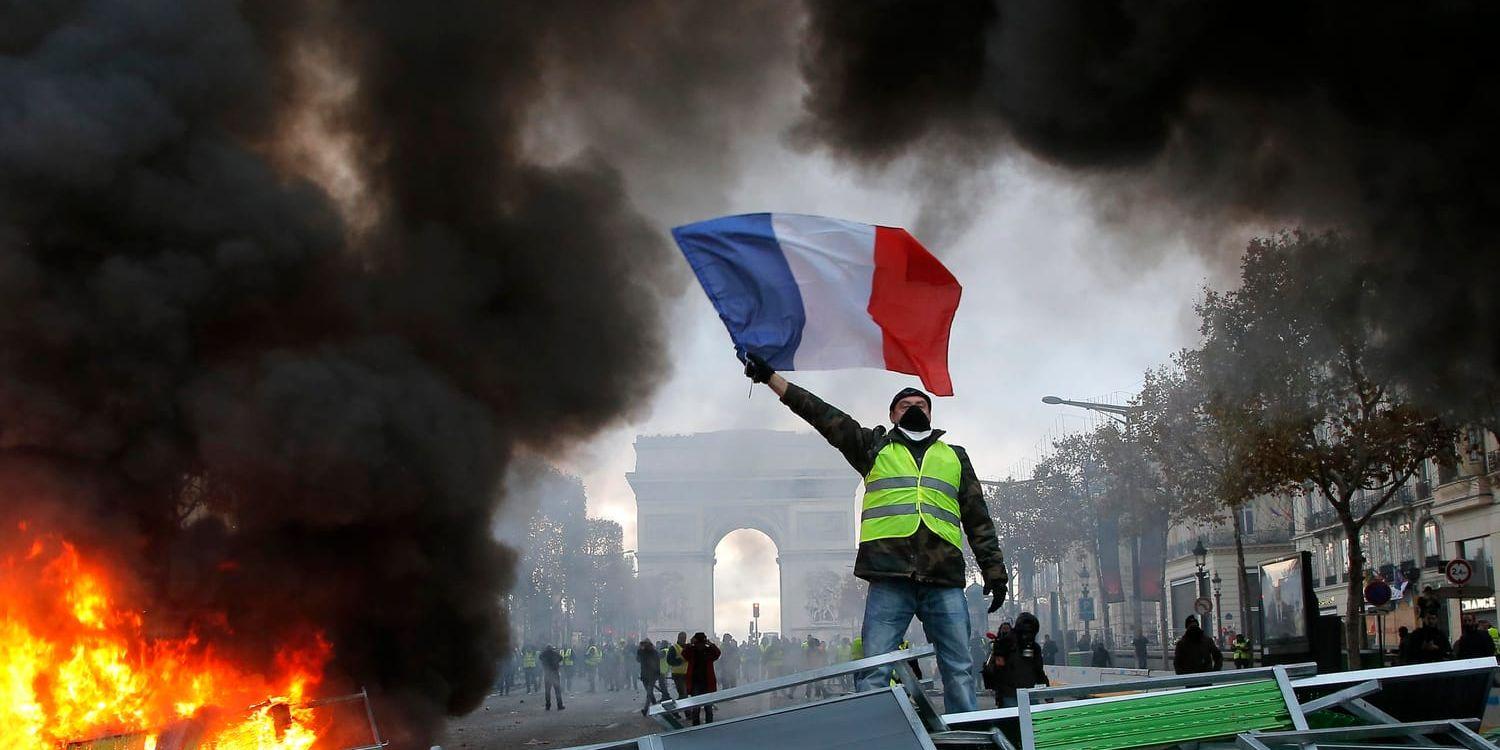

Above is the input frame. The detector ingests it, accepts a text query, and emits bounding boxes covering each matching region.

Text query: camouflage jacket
[781,383,1007,590]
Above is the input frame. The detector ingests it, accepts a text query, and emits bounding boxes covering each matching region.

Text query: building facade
[1163,496,1297,647]
[1292,429,1499,647]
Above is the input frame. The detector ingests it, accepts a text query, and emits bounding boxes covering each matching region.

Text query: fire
[0,525,334,749]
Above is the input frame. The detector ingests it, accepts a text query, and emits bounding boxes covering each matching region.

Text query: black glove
[743,352,774,384]
[984,581,1007,613]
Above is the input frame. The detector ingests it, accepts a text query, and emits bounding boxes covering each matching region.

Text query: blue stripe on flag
[671,213,805,369]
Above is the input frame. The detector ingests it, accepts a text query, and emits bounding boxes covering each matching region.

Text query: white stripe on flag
[771,214,885,370]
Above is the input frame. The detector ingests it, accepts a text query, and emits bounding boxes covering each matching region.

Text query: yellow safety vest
[560,648,573,666]
[862,441,964,549]
[522,650,538,668]
[851,637,863,660]
[669,644,689,675]
[764,642,782,663]
[586,645,601,666]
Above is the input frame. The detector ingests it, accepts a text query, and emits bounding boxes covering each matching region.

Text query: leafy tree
[1136,349,1271,637]
[508,465,639,645]
[1196,232,1455,665]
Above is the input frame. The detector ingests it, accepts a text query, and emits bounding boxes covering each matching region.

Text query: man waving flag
[671,213,961,395]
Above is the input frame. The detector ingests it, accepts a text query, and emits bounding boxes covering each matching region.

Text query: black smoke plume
[0,0,708,744]
[798,0,1500,426]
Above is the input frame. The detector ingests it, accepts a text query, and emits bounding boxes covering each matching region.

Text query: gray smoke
[0,0,782,745]
[796,0,1500,424]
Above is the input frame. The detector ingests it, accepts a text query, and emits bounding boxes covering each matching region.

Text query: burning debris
[1,0,677,745]
[0,523,329,749]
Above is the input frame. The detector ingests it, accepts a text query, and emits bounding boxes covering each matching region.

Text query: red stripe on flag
[868,226,961,396]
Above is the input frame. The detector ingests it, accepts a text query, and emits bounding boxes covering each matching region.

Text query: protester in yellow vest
[744,357,1007,715]
[585,640,602,692]
[560,646,575,693]
[522,645,540,694]
[667,631,691,700]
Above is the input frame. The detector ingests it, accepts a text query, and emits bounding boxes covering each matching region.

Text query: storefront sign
[1461,596,1497,611]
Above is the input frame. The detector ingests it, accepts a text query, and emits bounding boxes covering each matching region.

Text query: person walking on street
[603,642,619,692]
[626,639,640,693]
[719,634,740,689]
[522,644,539,694]
[743,359,1008,714]
[683,632,722,725]
[637,640,665,716]
[1231,633,1252,669]
[1041,634,1058,666]
[982,612,1048,708]
[1133,632,1149,669]
[667,631,690,700]
[1091,641,1112,667]
[540,644,565,711]
[1454,615,1493,659]
[1403,613,1451,663]
[585,640,602,692]
[781,636,799,698]
[560,644,575,693]
[803,636,829,698]
[743,636,760,683]
[763,635,783,688]
[1173,616,1223,674]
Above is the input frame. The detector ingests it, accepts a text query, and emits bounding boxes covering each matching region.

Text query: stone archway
[629,429,858,643]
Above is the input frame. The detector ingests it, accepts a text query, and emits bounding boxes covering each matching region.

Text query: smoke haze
[0,0,774,743]
[797,0,1500,418]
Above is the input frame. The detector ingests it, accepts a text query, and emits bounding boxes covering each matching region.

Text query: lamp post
[1211,570,1224,643]
[1080,565,1092,644]
[1193,539,1208,599]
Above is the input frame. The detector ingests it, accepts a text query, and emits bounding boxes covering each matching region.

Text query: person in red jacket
[682,631,722,725]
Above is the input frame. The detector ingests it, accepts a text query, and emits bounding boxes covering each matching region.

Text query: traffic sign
[1364,579,1392,606]
[1194,597,1214,616]
[1446,558,1474,586]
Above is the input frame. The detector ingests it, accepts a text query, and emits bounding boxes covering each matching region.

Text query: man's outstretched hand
[743,353,774,384]
[984,581,1007,613]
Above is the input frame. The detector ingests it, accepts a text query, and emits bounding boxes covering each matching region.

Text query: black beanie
[889,387,932,412]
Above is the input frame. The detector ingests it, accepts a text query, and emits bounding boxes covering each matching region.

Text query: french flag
[672,213,961,395]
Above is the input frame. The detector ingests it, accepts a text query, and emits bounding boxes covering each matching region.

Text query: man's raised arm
[743,354,878,474]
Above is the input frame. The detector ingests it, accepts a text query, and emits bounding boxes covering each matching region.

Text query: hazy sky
[527,23,1250,637]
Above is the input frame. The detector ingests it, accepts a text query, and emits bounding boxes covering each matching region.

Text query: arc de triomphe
[629,429,858,643]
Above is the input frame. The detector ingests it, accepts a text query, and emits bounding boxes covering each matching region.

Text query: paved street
[436,678,919,748]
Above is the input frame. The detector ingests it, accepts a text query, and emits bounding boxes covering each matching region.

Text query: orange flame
[0,527,334,749]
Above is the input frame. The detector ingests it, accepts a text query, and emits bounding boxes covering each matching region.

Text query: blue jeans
[858,578,977,713]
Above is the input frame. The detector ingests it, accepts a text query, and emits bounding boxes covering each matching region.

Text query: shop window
[1422,520,1441,566]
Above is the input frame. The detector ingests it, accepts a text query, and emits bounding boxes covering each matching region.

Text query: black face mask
[898,405,931,431]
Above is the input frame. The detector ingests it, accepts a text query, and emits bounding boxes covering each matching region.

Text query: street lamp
[1040,395,1132,426]
[1211,570,1224,643]
[1080,564,1092,644]
[1193,539,1208,598]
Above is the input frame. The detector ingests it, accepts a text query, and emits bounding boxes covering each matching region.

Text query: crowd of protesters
[494,630,869,723]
